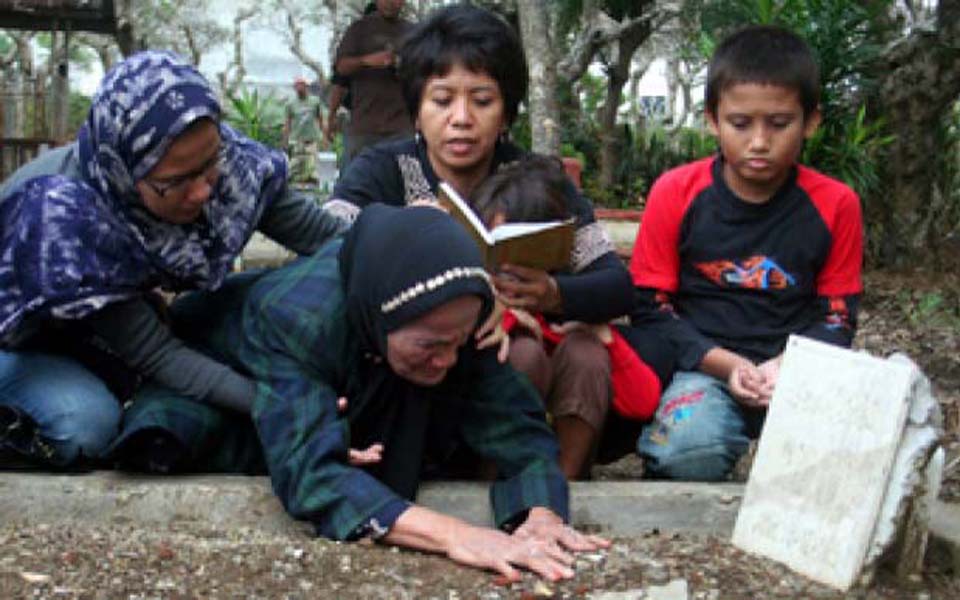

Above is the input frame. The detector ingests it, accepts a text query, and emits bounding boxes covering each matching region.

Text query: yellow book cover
[437,181,574,272]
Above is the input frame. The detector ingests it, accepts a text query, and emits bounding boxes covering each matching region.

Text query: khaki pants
[508,330,611,431]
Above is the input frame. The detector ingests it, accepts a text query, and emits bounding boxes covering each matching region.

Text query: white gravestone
[732,336,941,591]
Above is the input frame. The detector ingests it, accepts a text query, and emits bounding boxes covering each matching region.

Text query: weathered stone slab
[732,336,917,591]
[0,473,742,538]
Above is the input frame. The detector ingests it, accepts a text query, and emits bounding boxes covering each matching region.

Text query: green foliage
[556,0,650,34]
[803,104,894,200]
[583,125,716,209]
[509,108,532,153]
[896,288,960,329]
[940,101,960,235]
[577,72,607,119]
[68,92,92,137]
[34,32,98,71]
[224,88,285,150]
[0,32,12,55]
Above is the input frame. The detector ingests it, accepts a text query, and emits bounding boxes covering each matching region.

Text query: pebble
[19,571,50,584]
[52,586,77,596]
[646,578,689,600]
[533,580,554,598]
[580,552,606,563]
[587,589,644,599]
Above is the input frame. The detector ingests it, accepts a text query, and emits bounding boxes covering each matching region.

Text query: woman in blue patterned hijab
[0,51,345,470]
[2,50,285,334]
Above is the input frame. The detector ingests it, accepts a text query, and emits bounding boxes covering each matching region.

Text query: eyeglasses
[142,149,224,198]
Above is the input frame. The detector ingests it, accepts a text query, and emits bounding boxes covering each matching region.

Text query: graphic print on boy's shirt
[694,255,797,290]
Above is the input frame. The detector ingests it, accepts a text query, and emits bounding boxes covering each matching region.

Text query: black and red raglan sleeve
[796,168,864,348]
[628,159,719,370]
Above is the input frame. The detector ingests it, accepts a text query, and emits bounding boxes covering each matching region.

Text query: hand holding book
[493,265,563,314]
[437,182,575,272]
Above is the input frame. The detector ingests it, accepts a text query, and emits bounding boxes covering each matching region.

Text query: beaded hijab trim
[380,267,490,314]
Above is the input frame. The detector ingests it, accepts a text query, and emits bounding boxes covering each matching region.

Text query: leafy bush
[68,92,92,137]
[582,125,715,209]
[224,87,285,150]
[803,104,894,200]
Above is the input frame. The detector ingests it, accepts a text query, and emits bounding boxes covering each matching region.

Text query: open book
[437,181,575,272]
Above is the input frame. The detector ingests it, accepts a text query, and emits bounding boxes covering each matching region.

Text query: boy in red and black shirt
[629,25,863,481]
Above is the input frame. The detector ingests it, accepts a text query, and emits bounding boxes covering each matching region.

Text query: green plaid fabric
[118,239,569,540]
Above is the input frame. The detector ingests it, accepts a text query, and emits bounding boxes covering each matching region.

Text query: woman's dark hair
[706,25,820,118]
[471,155,570,226]
[398,4,528,125]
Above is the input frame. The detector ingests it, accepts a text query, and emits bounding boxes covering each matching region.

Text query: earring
[498,130,510,145]
[415,130,422,145]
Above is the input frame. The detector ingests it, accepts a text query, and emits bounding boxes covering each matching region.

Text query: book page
[490,220,570,242]
[437,182,494,246]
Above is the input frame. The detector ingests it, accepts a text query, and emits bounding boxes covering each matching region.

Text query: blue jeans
[0,350,121,467]
[637,371,765,481]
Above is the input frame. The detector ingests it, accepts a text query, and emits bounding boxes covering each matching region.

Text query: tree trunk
[218,8,258,96]
[598,21,652,188]
[876,0,960,266]
[282,3,326,87]
[113,0,141,56]
[517,0,560,155]
[49,30,70,141]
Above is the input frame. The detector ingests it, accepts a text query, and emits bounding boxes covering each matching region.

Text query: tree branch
[557,4,666,83]
[281,1,326,83]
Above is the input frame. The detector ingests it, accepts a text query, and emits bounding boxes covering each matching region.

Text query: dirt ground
[1,270,958,599]
[0,520,957,599]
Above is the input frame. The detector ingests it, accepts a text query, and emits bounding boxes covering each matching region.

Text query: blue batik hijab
[0,51,286,345]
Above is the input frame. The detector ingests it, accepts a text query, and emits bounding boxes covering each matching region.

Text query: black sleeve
[629,287,718,371]
[549,176,633,322]
[257,187,349,256]
[330,147,404,209]
[85,298,255,413]
[553,252,633,323]
[797,293,860,349]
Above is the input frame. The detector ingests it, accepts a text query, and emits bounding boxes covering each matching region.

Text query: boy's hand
[493,264,562,314]
[757,354,782,392]
[728,362,770,408]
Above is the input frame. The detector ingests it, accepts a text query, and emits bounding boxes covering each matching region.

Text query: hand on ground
[445,522,578,583]
[513,507,611,554]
